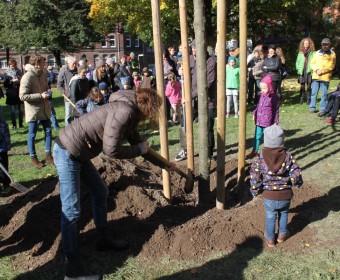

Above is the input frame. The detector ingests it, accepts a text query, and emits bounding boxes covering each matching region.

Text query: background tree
[0,0,100,66]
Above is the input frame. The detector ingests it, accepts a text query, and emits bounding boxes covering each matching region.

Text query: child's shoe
[246,151,259,159]
[234,114,238,118]
[325,117,335,124]
[266,239,275,248]
[277,232,290,243]
[226,112,230,118]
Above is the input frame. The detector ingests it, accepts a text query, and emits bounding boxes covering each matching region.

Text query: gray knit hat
[96,59,105,68]
[106,58,114,65]
[264,124,285,148]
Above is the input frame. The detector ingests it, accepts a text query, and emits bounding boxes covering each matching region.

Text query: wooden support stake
[216,0,227,210]
[151,0,171,200]
[237,0,247,185]
[178,0,194,175]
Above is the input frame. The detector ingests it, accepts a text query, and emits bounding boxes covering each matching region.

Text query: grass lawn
[0,77,339,279]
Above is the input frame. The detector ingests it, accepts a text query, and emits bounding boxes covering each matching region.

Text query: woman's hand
[165,162,176,172]
[138,141,149,155]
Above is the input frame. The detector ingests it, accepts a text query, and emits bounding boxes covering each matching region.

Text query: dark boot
[65,255,101,279]
[299,89,305,104]
[45,153,55,166]
[96,228,129,252]
[31,157,44,168]
[306,89,311,105]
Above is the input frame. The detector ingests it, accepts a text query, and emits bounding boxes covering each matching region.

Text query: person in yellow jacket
[309,38,336,113]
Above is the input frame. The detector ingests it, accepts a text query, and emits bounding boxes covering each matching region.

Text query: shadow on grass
[156,236,263,280]
[289,185,340,238]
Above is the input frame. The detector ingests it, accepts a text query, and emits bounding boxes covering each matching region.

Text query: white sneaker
[234,114,238,118]
[174,149,187,162]
[226,114,230,118]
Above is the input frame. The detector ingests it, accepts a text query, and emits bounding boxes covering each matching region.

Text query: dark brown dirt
[0,156,326,276]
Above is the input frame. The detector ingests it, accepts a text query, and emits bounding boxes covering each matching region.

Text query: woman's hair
[88,87,103,103]
[95,67,107,82]
[135,87,162,121]
[276,47,285,59]
[298,37,315,51]
[167,72,176,86]
[29,55,46,65]
[252,49,263,59]
[268,44,276,51]
[78,66,88,74]
[163,48,171,62]
[8,58,17,66]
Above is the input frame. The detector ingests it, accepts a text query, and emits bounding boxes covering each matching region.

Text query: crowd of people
[0,36,338,277]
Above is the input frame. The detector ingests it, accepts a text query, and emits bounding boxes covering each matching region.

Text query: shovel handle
[147,148,189,179]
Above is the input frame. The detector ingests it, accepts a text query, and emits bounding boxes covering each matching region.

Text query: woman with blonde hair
[295,38,315,104]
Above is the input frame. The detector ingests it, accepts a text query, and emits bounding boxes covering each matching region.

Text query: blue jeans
[28,120,52,157]
[65,101,72,125]
[49,100,60,129]
[310,80,329,112]
[10,104,24,128]
[263,198,291,240]
[53,143,108,257]
[253,125,265,152]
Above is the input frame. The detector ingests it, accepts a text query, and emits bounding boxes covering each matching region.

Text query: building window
[107,54,116,63]
[101,38,107,48]
[61,55,65,66]
[103,54,108,62]
[125,35,131,48]
[109,35,116,47]
[135,38,140,48]
[81,54,87,61]
[93,54,99,66]
[47,55,55,67]
[0,58,7,69]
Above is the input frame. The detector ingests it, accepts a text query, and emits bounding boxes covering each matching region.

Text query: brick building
[0,32,154,74]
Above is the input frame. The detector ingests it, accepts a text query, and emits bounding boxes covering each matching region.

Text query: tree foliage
[87,0,190,46]
[88,0,337,49]
[0,0,100,65]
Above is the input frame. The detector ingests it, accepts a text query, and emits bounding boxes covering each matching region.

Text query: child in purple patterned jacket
[246,75,279,159]
[250,124,303,248]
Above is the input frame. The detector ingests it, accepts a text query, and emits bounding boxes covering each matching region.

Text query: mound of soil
[0,156,323,274]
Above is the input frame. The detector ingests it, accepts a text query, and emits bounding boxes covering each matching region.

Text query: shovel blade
[11,182,29,193]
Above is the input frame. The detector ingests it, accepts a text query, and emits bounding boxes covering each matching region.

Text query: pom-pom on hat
[98,82,107,90]
[264,124,285,148]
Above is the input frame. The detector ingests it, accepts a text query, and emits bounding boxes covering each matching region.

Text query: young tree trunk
[52,50,62,68]
[194,0,210,203]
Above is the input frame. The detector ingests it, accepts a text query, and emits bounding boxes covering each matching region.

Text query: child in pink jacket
[165,72,182,124]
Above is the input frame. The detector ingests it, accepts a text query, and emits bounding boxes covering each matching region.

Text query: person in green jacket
[226,56,240,118]
[295,38,315,104]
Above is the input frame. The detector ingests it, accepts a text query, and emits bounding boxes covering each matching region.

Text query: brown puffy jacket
[58,90,144,162]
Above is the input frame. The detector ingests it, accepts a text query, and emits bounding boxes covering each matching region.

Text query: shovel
[147,148,195,193]
[0,162,29,193]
